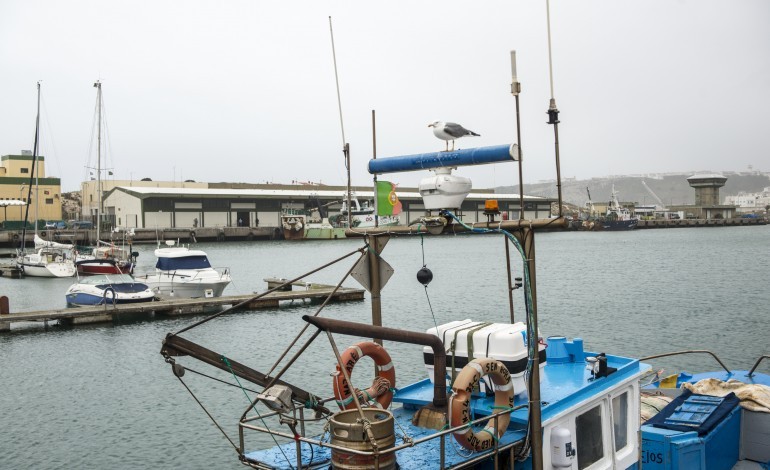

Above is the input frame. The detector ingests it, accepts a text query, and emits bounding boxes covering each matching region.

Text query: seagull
[428,121,480,151]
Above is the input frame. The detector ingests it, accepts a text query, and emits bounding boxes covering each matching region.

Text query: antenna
[510,51,525,219]
[329,16,351,227]
[545,0,563,217]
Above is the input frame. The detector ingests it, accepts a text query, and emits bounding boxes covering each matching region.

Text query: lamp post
[19,184,25,222]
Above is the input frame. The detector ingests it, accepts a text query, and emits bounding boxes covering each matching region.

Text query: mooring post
[0,296,10,332]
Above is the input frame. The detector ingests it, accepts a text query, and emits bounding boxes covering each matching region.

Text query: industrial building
[0,152,62,226]
[101,183,555,229]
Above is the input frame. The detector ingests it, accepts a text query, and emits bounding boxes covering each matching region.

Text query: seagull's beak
[427,123,434,127]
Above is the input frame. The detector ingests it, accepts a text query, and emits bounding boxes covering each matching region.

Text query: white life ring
[450,358,514,451]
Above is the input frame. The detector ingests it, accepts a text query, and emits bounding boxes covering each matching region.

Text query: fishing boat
[334,197,401,229]
[65,272,155,307]
[158,35,769,470]
[598,185,638,231]
[282,194,401,240]
[134,242,231,298]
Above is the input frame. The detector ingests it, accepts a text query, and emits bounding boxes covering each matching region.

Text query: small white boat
[65,273,155,307]
[135,243,231,298]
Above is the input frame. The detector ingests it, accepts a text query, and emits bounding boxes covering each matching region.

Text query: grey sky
[1,0,768,193]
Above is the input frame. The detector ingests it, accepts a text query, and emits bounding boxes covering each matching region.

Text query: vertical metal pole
[510,51,525,220]
[520,227,543,470]
[516,94,525,219]
[345,143,352,228]
[368,233,383,345]
[549,107,563,217]
[372,110,379,228]
[545,1,563,218]
[504,236,515,323]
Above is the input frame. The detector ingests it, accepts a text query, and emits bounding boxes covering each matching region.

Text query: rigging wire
[174,374,240,452]
[419,233,439,332]
[223,356,295,470]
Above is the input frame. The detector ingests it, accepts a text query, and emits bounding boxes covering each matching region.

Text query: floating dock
[0,279,364,332]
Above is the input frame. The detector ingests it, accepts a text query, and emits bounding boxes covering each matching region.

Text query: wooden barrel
[330,408,396,470]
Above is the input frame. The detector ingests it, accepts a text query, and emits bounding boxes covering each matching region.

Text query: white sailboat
[75,80,136,275]
[15,82,76,278]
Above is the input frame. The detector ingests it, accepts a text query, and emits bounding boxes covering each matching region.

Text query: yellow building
[0,152,63,224]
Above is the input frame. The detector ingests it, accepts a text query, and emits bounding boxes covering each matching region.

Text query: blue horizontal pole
[368,144,519,175]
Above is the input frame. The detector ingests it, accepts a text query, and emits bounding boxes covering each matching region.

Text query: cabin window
[156,255,212,270]
[46,198,54,204]
[21,168,29,173]
[612,392,629,451]
[576,404,604,469]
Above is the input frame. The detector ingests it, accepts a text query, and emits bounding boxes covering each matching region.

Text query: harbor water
[1,226,769,469]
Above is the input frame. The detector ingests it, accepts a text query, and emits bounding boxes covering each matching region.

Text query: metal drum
[329,408,396,470]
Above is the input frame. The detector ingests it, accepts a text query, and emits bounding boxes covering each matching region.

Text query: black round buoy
[417,266,433,286]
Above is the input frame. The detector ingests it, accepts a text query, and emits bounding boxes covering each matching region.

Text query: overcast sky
[1,0,768,192]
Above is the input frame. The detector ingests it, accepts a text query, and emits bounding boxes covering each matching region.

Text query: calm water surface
[1,226,769,469]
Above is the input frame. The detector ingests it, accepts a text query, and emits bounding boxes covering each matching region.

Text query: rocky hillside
[498,172,770,206]
[61,191,81,220]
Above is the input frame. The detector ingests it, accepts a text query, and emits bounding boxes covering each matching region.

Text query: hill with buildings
[497,172,770,208]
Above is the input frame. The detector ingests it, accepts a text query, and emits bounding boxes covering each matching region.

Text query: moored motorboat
[75,242,137,275]
[65,273,155,307]
[134,242,231,298]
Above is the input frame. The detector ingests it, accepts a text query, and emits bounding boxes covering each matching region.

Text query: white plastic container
[423,319,545,397]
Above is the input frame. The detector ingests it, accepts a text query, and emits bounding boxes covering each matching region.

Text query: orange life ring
[450,358,514,451]
[333,341,396,410]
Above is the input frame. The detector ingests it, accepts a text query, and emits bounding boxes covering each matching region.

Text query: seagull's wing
[443,122,479,138]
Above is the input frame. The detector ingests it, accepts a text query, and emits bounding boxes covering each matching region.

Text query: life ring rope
[450,358,514,451]
[333,341,396,410]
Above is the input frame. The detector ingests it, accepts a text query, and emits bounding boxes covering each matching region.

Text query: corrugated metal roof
[112,186,543,201]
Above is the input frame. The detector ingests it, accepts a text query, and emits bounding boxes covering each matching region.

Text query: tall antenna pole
[329,16,351,227]
[546,0,564,217]
[510,51,525,219]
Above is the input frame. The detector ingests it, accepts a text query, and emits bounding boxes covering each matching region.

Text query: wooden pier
[0,280,364,332]
[637,218,767,228]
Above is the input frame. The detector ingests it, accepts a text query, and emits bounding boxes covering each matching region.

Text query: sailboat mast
[20,82,42,251]
[94,80,102,239]
[328,16,351,228]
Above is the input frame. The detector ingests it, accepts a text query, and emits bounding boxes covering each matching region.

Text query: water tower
[687,173,727,206]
